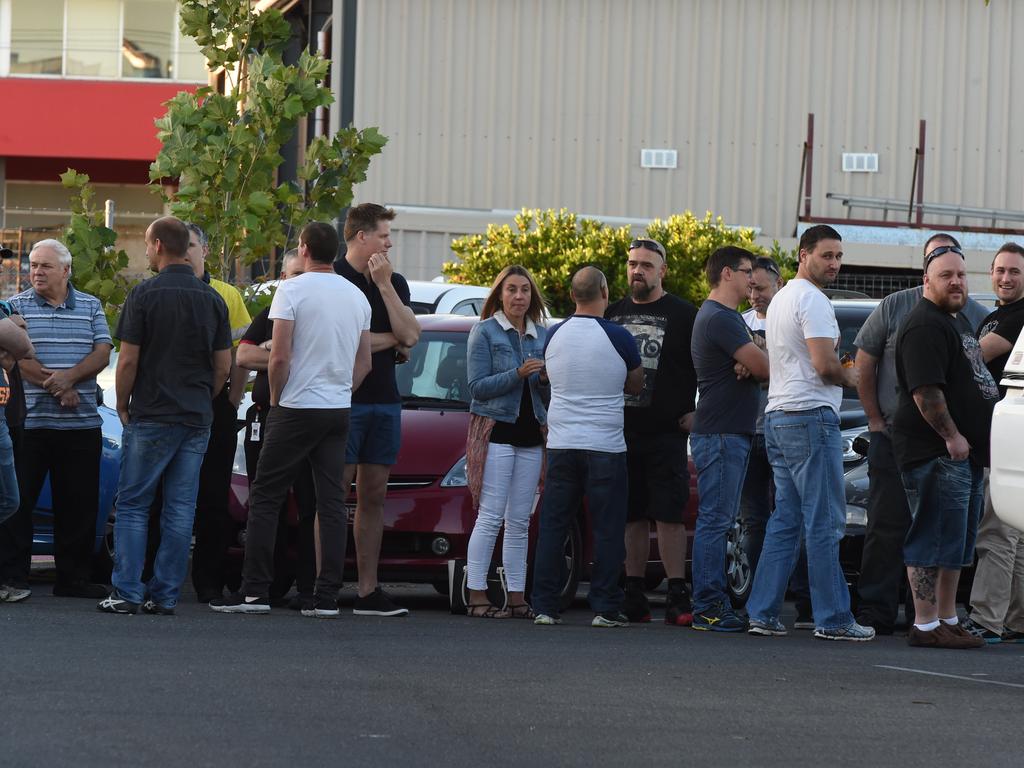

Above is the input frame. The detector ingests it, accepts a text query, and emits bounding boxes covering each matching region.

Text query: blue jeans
[691,433,751,612]
[112,422,210,607]
[901,456,984,569]
[0,422,18,525]
[747,408,853,630]
[531,449,627,616]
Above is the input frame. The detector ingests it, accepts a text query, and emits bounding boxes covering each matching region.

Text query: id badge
[249,420,261,442]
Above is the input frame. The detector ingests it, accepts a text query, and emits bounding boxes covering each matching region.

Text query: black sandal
[507,603,535,620]
[466,603,507,618]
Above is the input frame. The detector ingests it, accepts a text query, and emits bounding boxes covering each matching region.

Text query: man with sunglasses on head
[853,234,989,636]
[605,238,698,626]
[893,239,1000,648]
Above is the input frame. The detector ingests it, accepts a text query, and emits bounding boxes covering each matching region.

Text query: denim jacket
[467,311,548,424]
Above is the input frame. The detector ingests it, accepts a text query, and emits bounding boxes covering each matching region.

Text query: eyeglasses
[924,245,964,270]
[731,266,753,276]
[755,257,781,277]
[629,239,667,260]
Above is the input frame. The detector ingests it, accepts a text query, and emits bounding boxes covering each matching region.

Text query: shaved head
[571,266,607,303]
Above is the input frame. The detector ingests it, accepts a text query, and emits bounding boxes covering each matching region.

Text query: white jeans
[466,443,543,593]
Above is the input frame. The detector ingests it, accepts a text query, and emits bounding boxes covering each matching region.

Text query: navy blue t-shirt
[691,300,760,435]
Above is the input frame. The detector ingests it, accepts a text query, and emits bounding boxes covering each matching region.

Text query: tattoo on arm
[912,386,959,440]
[909,566,938,606]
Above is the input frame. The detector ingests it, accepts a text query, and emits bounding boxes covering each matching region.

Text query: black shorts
[625,432,690,523]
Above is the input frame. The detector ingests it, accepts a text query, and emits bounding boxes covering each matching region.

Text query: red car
[230,314,700,610]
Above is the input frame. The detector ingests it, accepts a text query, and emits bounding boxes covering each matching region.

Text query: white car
[408,279,489,316]
[990,330,1024,530]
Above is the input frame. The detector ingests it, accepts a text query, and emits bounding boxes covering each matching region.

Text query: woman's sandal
[507,603,535,620]
[466,603,508,618]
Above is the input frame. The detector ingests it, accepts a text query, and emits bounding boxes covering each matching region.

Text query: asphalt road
[3,581,1022,768]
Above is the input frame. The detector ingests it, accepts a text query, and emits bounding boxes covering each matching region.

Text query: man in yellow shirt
[183,223,251,602]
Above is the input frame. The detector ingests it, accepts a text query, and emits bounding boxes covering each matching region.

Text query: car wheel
[557,517,583,612]
[726,520,753,609]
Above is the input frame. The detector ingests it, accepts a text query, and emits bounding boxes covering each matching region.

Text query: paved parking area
[3,582,1022,767]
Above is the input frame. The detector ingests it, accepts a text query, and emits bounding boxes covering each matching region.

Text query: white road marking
[876,665,1024,689]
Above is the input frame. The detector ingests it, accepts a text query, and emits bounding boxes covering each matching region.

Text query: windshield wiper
[401,395,469,408]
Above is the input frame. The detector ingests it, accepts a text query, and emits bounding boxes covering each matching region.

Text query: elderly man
[531,266,643,627]
[0,240,111,601]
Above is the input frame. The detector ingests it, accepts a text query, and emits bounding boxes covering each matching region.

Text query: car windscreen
[835,304,873,402]
[397,331,470,409]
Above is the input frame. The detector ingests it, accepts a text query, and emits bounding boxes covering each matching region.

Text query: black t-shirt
[977,297,1024,395]
[334,257,412,404]
[489,380,542,447]
[240,306,272,408]
[691,300,760,435]
[605,293,698,435]
[893,298,1000,469]
[115,264,232,428]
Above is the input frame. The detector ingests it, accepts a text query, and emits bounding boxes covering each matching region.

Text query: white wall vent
[842,153,879,172]
[640,149,678,169]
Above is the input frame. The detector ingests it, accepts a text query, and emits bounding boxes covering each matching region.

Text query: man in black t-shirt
[237,250,316,609]
[335,204,420,617]
[893,245,999,649]
[962,243,1024,643]
[605,238,698,626]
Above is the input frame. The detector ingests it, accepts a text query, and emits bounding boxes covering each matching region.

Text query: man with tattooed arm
[893,243,1000,649]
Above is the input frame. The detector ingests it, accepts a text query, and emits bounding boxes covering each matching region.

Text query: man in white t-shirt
[745,225,875,642]
[212,222,371,618]
[531,267,643,628]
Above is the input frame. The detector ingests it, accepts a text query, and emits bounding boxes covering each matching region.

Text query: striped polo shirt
[9,285,112,430]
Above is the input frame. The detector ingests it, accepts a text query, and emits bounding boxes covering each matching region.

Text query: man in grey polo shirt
[853,233,989,634]
[0,239,112,600]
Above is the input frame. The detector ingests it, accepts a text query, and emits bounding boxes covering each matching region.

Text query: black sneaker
[288,593,316,612]
[97,591,139,615]
[592,611,630,628]
[664,588,693,627]
[141,600,175,616]
[209,593,271,614]
[301,596,341,619]
[961,616,1002,644]
[56,580,109,599]
[692,602,746,632]
[352,587,409,617]
[794,604,816,631]
[621,587,651,623]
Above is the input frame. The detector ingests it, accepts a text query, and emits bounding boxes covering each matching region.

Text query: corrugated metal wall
[352,0,1024,241]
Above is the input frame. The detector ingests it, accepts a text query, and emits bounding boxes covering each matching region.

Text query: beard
[630,279,654,301]
[934,289,967,313]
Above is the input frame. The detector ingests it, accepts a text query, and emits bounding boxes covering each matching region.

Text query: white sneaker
[534,613,562,625]
[0,584,31,603]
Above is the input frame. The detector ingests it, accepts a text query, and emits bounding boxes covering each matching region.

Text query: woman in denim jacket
[464,265,548,618]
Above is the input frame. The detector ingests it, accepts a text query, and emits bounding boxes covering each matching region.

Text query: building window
[3,0,207,81]
[9,0,64,75]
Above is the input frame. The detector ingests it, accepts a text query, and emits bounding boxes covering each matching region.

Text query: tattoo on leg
[910,567,938,605]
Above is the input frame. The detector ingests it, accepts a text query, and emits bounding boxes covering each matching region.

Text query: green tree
[149,0,387,278]
[444,209,794,316]
[59,170,132,334]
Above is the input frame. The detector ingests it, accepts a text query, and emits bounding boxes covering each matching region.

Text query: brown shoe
[908,623,984,649]
[942,622,986,648]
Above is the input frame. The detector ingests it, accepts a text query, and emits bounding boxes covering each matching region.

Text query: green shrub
[444,209,794,316]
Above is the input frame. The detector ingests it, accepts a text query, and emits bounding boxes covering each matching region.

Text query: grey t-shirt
[854,285,990,426]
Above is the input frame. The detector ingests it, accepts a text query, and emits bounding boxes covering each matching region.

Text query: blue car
[30,403,122,580]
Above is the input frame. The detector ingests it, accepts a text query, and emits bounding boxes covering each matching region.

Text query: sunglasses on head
[924,245,964,270]
[629,239,666,260]
[754,257,781,277]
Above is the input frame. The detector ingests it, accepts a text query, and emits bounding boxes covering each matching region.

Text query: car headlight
[440,455,468,487]
[841,427,868,463]
[845,504,868,528]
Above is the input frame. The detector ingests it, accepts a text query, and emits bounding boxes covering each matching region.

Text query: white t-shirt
[741,307,766,334]
[765,278,842,414]
[544,315,641,452]
[268,271,372,409]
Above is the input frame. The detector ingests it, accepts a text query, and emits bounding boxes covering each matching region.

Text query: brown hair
[299,221,339,263]
[705,246,755,287]
[480,265,547,324]
[344,203,397,242]
[149,216,190,258]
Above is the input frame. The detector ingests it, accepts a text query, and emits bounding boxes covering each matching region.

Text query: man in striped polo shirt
[2,239,112,600]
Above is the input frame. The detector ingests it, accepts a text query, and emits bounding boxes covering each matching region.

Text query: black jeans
[0,427,101,585]
[241,406,350,599]
[244,404,317,598]
[856,431,911,630]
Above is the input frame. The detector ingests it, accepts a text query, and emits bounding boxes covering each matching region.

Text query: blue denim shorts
[901,456,984,569]
[345,402,402,465]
